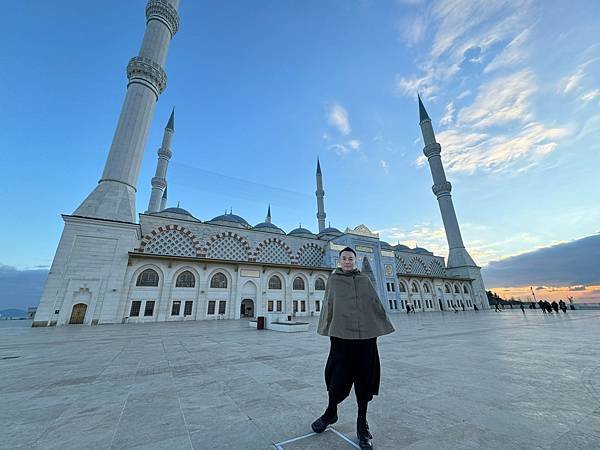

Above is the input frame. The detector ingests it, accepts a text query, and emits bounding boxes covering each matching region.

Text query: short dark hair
[338,246,356,257]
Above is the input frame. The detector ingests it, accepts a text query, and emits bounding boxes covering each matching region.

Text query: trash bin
[257,316,265,330]
[287,315,292,322]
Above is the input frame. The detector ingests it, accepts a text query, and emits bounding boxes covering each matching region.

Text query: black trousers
[324,336,380,404]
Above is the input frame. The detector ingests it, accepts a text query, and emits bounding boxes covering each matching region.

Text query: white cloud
[439,101,455,126]
[559,57,599,95]
[560,70,585,95]
[580,89,600,103]
[329,139,362,156]
[400,15,426,47]
[327,103,351,135]
[348,139,361,150]
[484,27,531,73]
[380,159,390,174]
[431,122,571,174]
[457,70,536,128]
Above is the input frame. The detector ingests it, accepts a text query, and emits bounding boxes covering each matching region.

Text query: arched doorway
[69,303,87,324]
[240,299,254,318]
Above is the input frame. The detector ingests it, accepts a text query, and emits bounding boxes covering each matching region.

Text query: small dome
[414,247,432,254]
[317,226,343,240]
[207,213,251,229]
[288,227,316,238]
[151,207,199,221]
[253,222,285,234]
[161,207,192,216]
[380,241,394,250]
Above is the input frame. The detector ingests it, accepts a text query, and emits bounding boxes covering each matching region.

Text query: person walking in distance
[312,247,395,450]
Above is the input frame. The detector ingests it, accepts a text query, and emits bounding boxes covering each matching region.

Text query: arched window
[454,284,460,294]
[315,278,326,291]
[423,283,431,293]
[210,272,228,289]
[398,282,407,293]
[411,282,419,293]
[136,269,159,287]
[175,271,195,288]
[444,284,451,294]
[463,285,469,294]
[268,275,282,290]
[293,277,305,290]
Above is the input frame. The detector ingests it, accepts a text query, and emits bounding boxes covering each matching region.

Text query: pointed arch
[255,238,293,264]
[429,259,446,277]
[408,257,427,275]
[296,243,325,266]
[395,255,408,274]
[139,224,201,257]
[203,232,252,261]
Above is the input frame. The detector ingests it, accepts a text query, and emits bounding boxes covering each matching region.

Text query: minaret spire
[315,157,326,232]
[266,204,272,223]
[147,110,175,213]
[74,0,180,222]
[418,96,474,268]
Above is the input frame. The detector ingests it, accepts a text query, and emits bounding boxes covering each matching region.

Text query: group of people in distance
[535,299,568,313]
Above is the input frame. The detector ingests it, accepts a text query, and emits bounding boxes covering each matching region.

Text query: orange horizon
[487,284,600,303]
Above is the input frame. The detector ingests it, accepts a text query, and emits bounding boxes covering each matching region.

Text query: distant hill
[0,308,27,318]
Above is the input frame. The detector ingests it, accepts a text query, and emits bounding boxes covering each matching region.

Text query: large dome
[288,227,316,238]
[253,222,285,234]
[380,241,394,250]
[207,213,251,229]
[393,244,412,251]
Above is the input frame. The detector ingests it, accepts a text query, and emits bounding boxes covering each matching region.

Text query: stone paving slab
[1,310,600,449]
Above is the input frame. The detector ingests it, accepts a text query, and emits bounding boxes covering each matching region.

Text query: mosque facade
[33,0,489,327]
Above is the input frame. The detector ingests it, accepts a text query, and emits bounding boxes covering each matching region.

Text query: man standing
[312,247,395,450]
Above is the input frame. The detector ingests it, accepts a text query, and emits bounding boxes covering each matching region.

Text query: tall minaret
[316,157,326,232]
[418,95,476,269]
[74,0,180,223]
[160,183,168,211]
[147,109,174,213]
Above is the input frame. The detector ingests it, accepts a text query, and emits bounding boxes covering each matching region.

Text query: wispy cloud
[483,27,531,74]
[439,101,455,126]
[327,103,351,135]
[580,89,600,103]
[379,159,390,175]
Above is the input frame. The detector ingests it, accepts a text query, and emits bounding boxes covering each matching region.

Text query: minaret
[315,157,326,232]
[74,0,180,223]
[160,183,168,211]
[265,204,272,223]
[418,95,476,269]
[147,109,174,213]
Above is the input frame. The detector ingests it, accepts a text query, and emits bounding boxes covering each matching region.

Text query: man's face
[340,251,356,272]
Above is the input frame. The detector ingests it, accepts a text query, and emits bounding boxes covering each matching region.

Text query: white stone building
[33,0,488,327]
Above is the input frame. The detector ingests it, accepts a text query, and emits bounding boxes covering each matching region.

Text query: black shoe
[357,420,373,449]
[311,413,338,433]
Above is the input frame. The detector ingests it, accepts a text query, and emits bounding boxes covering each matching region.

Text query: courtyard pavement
[1,309,599,449]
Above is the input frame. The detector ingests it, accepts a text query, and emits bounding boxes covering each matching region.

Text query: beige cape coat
[317,268,395,339]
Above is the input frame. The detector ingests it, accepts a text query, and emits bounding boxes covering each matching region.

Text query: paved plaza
[2,310,600,449]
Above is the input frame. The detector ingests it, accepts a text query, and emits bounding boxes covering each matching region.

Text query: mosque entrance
[69,303,87,324]
[240,299,254,318]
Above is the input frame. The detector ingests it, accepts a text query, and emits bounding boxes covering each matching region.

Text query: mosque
[33,0,489,327]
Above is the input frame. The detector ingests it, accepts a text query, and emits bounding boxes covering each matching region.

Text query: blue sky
[1,0,599,307]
